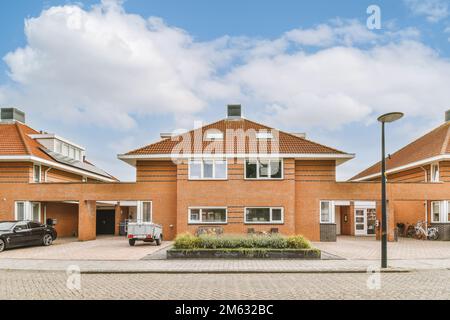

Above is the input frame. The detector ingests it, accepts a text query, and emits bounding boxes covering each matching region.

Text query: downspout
[420,166,428,183]
[44,167,52,182]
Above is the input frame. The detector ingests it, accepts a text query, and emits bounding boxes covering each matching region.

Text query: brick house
[0,108,118,237]
[351,111,450,239]
[118,105,355,238]
[0,105,449,242]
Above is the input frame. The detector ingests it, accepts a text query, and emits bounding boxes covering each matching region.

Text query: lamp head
[377,112,404,123]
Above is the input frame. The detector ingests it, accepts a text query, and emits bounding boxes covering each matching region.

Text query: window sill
[244,222,284,225]
[244,178,284,181]
[188,178,228,181]
[188,222,228,225]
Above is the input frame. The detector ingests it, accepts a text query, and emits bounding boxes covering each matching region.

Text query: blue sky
[1,0,450,181]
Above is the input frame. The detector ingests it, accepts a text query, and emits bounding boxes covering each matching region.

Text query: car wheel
[0,239,5,252]
[42,234,53,246]
[129,239,136,246]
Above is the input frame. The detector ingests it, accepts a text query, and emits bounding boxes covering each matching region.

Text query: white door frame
[354,208,367,236]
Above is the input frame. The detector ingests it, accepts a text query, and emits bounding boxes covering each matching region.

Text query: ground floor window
[188,207,227,224]
[320,201,335,224]
[431,201,450,223]
[245,207,283,224]
[14,201,41,222]
[136,201,152,222]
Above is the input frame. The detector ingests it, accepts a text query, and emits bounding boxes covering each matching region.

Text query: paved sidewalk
[1,257,450,273]
[0,236,172,261]
[313,236,450,260]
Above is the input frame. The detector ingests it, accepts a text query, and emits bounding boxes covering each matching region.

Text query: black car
[0,221,57,252]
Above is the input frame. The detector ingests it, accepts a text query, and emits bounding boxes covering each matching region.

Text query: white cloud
[404,0,449,23]
[0,0,448,134]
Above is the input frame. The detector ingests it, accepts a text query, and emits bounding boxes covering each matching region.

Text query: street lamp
[377,112,404,269]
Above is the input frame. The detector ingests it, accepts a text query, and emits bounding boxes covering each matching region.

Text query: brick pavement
[1,270,450,300]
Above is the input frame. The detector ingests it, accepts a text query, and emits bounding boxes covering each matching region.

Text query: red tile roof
[125,118,350,156]
[351,121,450,181]
[0,122,116,180]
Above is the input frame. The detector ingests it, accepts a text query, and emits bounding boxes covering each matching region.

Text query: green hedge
[173,233,312,250]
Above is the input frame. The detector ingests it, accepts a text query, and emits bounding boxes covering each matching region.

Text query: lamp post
[377,112,404,269]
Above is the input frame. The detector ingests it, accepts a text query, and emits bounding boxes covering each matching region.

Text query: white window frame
[244,207,284,224]
[33,164,41,183]
[447,201,450,223]
[14,201,41,222]
[188,159,228,180]
[188,207,228,224]
[431,201,442,223]
[320,201,336,224]
[431,163,440,182]
[244,159,284,180]
[15,201,27,221]
[31,202,41,222]
[136,201,152,223]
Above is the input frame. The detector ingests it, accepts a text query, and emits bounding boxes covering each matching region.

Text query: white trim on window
[431,201,442,223]
[188,159,228,180]
[14,201,41,222]
[188,207,228,224]
[33,164,41,183]
[244,159,284,180]
[244,207,284,224]
[431,163,440,182]
[136,201,152,223]
[320,201,336,224]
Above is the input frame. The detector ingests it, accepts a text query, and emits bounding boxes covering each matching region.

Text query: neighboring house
[0,108,117,237]
[351,111,450,237]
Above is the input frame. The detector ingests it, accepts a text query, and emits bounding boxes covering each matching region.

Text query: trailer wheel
[129,239,136,246]
[155,237,161,246]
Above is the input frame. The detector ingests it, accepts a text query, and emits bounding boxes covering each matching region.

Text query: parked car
[0,221,57,252]
[127,222,163,246]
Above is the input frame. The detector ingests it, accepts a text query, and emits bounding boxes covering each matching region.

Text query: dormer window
[431,163,440,182]
[205,130,223,140]
[256,131,273,139]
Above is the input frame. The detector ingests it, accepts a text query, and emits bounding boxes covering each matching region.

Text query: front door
[355,209,367,235]
[96,210,115,235]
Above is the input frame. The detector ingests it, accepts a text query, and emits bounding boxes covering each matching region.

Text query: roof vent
[0,108,25,123]
[446,110,450,122]
[227,104,242,119]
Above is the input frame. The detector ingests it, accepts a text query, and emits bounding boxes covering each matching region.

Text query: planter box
[167,248,321,260]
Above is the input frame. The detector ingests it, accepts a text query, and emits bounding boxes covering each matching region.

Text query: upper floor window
[189,159,227,180]
[320,201,335,224]
[245,207,283,224]
[245,159,283,179]
[431,163,440,182]
[33,164,41,183]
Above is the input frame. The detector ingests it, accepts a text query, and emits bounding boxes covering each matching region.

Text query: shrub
[173,233,202,249]
[286,235,312,249]
[174,233,312,250]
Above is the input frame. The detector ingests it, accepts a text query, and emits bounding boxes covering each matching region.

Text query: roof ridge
[14,122,32,155]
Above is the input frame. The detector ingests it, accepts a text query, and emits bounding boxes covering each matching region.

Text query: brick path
[313,236,450,260]
[1,270,450,300]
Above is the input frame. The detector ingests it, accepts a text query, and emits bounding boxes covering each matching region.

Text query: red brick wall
[43,202,79,237]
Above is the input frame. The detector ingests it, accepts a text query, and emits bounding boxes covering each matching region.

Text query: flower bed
[167,234,321,259]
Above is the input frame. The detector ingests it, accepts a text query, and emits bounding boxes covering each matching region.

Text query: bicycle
[411,221,439,240]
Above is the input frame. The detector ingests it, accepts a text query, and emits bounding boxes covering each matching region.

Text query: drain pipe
[420,166,428,182]
[44,167,52,182]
